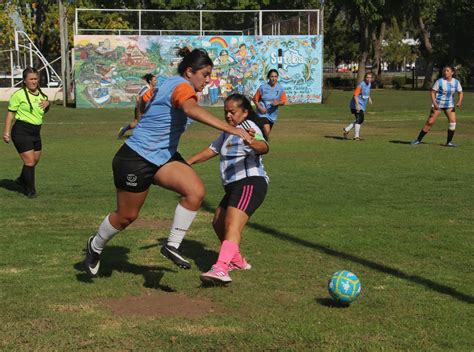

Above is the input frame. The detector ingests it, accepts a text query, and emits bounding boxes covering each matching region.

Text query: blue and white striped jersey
[432,78,462,109]
[209,120,269,186]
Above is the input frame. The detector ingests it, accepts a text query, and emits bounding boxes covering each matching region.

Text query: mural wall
[74,35,323,108]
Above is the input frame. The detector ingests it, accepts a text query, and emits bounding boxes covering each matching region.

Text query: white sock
[92,214,120,254]
[344,123,354,132]
[167,204,197,249]
[354,124,361,138]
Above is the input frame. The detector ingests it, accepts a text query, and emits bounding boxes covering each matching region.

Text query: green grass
[1,89,473,350]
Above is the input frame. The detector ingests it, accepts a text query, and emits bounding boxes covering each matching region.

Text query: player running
[252,69,287,140]
[84,48,252,277]
[342,72,373,141]
[411,65,464,147]
[187,94,269,284]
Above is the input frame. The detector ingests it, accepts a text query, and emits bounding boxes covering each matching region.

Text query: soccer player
[342,72,374,140]
[252,69,287,140]
[2,67,50,198]
[187,94,269,284]
[411,65,463,147]
[117,73,157,138]
[84,48,252,277]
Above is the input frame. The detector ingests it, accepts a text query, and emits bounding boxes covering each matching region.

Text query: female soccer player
[117,73,157,138]
[411,65,463,146]
[3,67,50,198]
[84,48,252,277]
[342,72,373,140]
[187,94,269,284]
[252,69,287,140]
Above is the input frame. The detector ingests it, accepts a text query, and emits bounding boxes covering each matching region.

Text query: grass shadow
[139,238,217,272]
[324,135,349,141]
[316,297,350,308]
[389,140,415,145]
[74,245,176,291]
[0,179,26,195]
[200,200,474,304]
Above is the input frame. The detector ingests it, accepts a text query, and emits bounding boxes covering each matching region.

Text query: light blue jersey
[254,82,287,123]
[432,78,462,109]
[126,76,194,166]
[209,120,269,186]
[349,81,371,111]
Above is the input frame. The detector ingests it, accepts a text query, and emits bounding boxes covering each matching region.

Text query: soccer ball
[328,270,361,304]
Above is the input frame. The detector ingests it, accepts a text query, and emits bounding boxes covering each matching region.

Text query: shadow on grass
[200,201,474,304]
[0,179,26,195]
[389,140,415,145]
[74,245,176,291]
[324,135,349,141]
[316,298,350,308]
[139,238,217,272]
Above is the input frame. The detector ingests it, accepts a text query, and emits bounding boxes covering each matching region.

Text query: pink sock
[232,251,245,265]
[216,240,239,271]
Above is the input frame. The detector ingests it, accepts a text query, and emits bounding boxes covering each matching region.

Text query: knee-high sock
[167,204,197,249]
[22,165,35,193]
[216,240,239,270]
[344,123,354,132]
[354,124,361,138]
[92,214,120,254]
[416,129,427,142]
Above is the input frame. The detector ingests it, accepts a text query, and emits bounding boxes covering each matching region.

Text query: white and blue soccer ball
[328,270,361,304]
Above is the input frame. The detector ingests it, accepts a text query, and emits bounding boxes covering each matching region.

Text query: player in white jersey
[187,94,269,284]
[411,66,464,147]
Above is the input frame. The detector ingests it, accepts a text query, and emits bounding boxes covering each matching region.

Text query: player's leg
[343,110,357,138]
[354,111,365,140]
[85,189,149,277]
[212,206,227,242]
[412,108,441,144]
[17,150,38,197]
[154,159,205,269]
[444,108,457,146]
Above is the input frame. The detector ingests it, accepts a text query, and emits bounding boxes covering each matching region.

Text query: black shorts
[256,117,274,128]
[11,119,42,153]
[219,176,268,216]
[350,109,365,124]
[112,143,188,193]
[431,107,455,113]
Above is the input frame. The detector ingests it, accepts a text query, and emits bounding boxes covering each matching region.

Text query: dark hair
[225,93,257,123]
[364,72,374,78]
[142,73,155,83]
[21,67,48,112]
[176,47,213,76]
[443,65,456,73]
[267,69,279,79]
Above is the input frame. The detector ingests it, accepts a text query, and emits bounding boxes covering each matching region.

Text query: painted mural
[74,35,323,108]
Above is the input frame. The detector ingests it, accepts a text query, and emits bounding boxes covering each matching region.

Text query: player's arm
[430,89,439,110]
[187,147,218,165]
[353,86,362,111]
[456,91,464,108]
[3,111,15,143]
[252,89,266,113]
[180,96,252,143]
[368,96,373,105]
[245,138,269,155]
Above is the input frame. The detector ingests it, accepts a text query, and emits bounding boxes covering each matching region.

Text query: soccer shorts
[11,119,42,153]
[219,176,268,216]
[112,143,188,193]
[350,109,365,124]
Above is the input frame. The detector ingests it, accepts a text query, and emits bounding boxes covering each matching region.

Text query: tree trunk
[356,21,369,83]
[372,21,386,85]
[418,15,434,89]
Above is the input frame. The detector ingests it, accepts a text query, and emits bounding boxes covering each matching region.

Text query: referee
[3,67,50,198]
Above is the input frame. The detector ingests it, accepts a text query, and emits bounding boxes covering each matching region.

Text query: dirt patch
[127,218,171,230]
[98,291,220,319]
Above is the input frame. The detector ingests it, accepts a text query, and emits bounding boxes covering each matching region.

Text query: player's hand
[3,133,10,143]
[456,102,462,109]
[39,100,50,110]
[230,126,252,144]
[271,99,279,107]
[433,103,439,110]
[246,128,256,138]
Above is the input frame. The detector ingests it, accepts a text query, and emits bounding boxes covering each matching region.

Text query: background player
[342,72,373,141]
[411,65,463,146]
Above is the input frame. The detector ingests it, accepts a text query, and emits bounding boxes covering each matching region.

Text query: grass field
[1,89,473,350]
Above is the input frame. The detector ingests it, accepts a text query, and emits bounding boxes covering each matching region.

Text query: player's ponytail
[177,47,213,76]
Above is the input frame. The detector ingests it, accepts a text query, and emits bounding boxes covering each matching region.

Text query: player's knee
[117,212,139,227]
[449,122,456,131]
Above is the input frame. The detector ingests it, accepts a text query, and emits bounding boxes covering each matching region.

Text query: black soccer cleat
[160,244,191,269]
[84,236,101,277]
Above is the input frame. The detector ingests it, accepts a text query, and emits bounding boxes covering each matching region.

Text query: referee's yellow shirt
[8,88,48,125]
